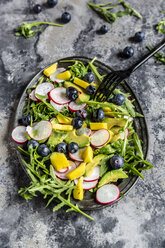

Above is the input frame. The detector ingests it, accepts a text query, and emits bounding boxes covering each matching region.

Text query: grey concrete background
[0,0,165,247]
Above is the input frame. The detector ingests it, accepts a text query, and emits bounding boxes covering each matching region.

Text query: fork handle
[129,39,165,73]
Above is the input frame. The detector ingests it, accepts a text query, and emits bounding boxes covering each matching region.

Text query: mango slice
[82,146,93,163]
[50,152,69,171]
[66,162,86,180]
[52,123,73,131]
[73,77,89,89]
[56,115,72,125]
[43,63,57,77]
[90,123,108,130]
[57,70,71,80]
[73,176,84,200]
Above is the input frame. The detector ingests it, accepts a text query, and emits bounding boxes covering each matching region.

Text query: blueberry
[110,155,124,169]
[84,72,95,83]
[134,31,145,42]
[37,144,50,157]
[47,0,58,8]
[27,140,39,149]
[123,46,134,58]
[72,117,83,129]
[56,142,67,153]
[68,142,79,154]
[22,115,31,126]
[93,108,105,122]
[33,4,42,13]
[100,25,109,34]
[61,12,71,23]
[112,94,125,106]
[86,85,96,95]
[66,87,78,101]
[76,109,88,119]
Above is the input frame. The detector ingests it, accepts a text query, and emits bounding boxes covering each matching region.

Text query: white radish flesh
[68,102,87,112]
[29,89,38,101]
[35,82,54,100]
[120,128,129,140]
[74,178,98,190]
[26,120,52,141]
[49,87,71,105]
[50,100,68,112]
[90,129,110,148]
[96,184,120,205]
[12,126,28,144]
[49,68,65,83]
[69,147,86,162]
[83,166,100,182]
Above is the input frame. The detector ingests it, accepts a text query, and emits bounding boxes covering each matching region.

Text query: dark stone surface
[0,0,165,247]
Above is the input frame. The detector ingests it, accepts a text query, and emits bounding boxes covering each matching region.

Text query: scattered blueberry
[110,155,124,169]
[112,94,125,106]
[37,144,50,157]
[33,4,42,13]
[56,142,67,153]
[76,109,88,119]
[84,72,95,83]
[134,31,145,42]
[22,115,31,126]
[93,108,105,122]
[123,46,134,58]
[47,0,58,8]
[27,140,39,149]
[68,142,79,154]
[100,25,109,34]
[66,87,78,101]
[72,117,83,129]
[61,12,71,23]
[86,85,96,95]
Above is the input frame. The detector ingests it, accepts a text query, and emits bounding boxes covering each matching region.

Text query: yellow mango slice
[56,115,72,125]
[102,107,111,112]
[73,176,84,200]
[91,83,99,89]
[43,63,57,77]
[50,152,69,171]
[66,162,86,180]
[90,123,108,130]
[82,146,93,163]
[52,123,73,131]
[57,70,71,80]
[73,77,89,89]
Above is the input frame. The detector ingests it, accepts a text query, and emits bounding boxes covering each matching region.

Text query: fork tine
[104,77,123,102]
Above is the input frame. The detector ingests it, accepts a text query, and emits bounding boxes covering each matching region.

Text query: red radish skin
[120,128,129,140]
[35,82,54,100]
[54,161,76,180]
[26,120,52,141]
[49,68,65,83]
[50,100,68,112]
[74,178,98,190]
[29,89,38,101]
[83,166,100,182]
[49,87,71,105]
[12,126,28,144]
[68,102,87,112]
[69,147,86,162]
[96,184,120,205]
[90,129,110,148]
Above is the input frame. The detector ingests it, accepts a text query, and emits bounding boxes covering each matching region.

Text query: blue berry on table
[33,4,42,14]
[47,0,58,8]
[134,31,145,42]
[123,46,134,58]
[61,12,71,23]
[100,25,109,34]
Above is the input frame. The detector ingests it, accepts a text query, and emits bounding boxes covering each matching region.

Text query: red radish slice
[29,89,38,101]
[96,184,120,205]
[68,101,87,112]
[76,127,92,137]
[12,126,27,144]
[49,68,65,83]
[90,129,110,148]
[75,162,81,167]
[74,178,98,190]
[50,100,68,112]
[35,82,54,100]
[124,115,133,122]
[26,120,52,141]
[69,147,86,162]
[56,167,69,174]
[54,161,76,180]
[120,128,129,140]
[83,166,100,182]
[49,87,71,105]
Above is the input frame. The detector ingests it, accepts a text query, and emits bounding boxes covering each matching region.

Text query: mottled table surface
[0,0,165,248]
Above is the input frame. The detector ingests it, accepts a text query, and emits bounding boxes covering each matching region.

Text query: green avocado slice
[64,129,91,148]
[47,130,68,149]
[103,118,126,129]
[84,154,105,177]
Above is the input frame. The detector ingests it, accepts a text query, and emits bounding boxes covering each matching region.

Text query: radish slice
[26,120,52,141]
[124,115,133,122]
[75,162,81,167]
[35,83,54,100]
[83,166,100,182]
[54,161,76,180]
[69,147,86,162]
[49,87,71,105]
[120,128,129,140]
[56,167,69,174]
[96,184,120,205]
[74,178,98,190]
[76,127,92,137]
[29,89,38,101]
[68,102,87,112]
[49,68,65,83]
[90,129,110,148]
[50,100,68,112]
[12,126,28,144]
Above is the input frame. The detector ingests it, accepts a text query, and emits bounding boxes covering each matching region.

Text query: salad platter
[11,56,152,220]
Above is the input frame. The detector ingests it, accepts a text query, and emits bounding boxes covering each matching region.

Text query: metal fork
[93,39,165,102]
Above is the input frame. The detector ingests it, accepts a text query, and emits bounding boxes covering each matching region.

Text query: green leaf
[53,201,65,212]
[99,155,113,177]
[147,45,165,65]
[133,133,144,159]
[124,98,135,117]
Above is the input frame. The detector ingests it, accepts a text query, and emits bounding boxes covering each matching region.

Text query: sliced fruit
[49,87,71,105]
[110,133,122,142]
[56,167,69,174]
[56,115,72,124]
[65,130,91,148]
[26,120,52,141]
[90,129,110,148]
[103,118,126,129]
[68,101,87,112]
[57,70,71,80]
[90,123,108,130]
[50,100,68,112]
[50,152,69,171]
[83,166,100,182]
[35,82,54,100]
[52,123,73,131]
[66,162,86,180]
[76,127,91,137]
[120,128,129,140]
[43,62,57,77]
[69,147,86,162]
[54,161,76,180]
[102,107,111,112]
[74,178,98,190]
[47,130,68,148]
[12,126,27,144]
[91,83,99,89]
[49,67,65,83]
[82,146,93,163]
[73,176,84,200]
[73,77,89,89]
[104,112,115,117]
[29,89,38,101]
[85,154,105,177]
[96,184,120,205]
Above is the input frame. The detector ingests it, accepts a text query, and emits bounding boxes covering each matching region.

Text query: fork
[93,39,165,102]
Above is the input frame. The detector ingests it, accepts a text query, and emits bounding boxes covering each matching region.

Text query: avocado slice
[47,130,68,149]
[64,81,90,103]
[64,129,91,148]
[85,154,105,177]
[103,118,126,129]
[98,169,128,188]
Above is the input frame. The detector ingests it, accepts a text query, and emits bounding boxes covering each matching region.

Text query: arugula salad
[11,58,153,220]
